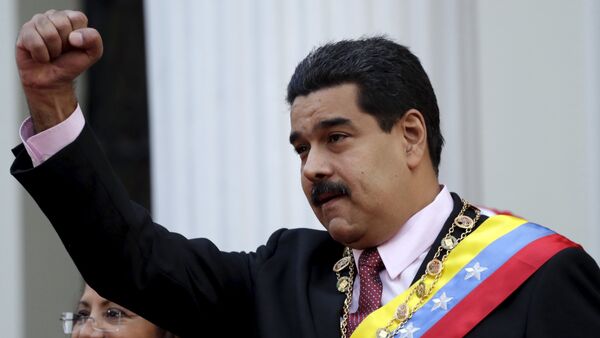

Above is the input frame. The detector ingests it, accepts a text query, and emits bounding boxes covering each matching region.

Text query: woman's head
[62,284,175,337]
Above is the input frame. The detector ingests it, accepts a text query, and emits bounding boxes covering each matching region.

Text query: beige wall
[477,0,599,259]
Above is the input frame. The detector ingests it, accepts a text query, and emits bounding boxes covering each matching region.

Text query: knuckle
[45,32,61,45]
[31,13,44,23]
[48,12,66,24]
[66,10,88,27]
[21,30,38,47]
[33,15,50,30]
[79,12,89,24]
[31,43,47,56]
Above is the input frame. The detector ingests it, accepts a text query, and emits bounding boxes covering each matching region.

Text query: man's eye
[295,144,309,155]
[328,134,347,143]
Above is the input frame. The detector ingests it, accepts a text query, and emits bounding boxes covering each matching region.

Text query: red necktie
[347,248,385,335]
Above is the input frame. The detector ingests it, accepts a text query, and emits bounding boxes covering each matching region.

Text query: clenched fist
[16,10,103,132]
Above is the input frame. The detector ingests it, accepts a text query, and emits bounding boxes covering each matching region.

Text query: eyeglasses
[60,310,123,334]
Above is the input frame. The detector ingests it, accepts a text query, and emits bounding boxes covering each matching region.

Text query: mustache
[311,181,351,207]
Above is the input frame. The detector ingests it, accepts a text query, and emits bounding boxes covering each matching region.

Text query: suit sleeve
[11,124,280,337]
[526,247,600,337]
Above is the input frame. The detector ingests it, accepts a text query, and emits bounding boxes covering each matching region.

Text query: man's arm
[13,10,264,337]
[11,124,264,336]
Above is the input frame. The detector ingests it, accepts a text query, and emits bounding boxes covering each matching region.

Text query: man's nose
[302,148,333,182]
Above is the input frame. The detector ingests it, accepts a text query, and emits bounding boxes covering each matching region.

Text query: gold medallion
[333,256,351,272]
[416,281,427,298]
[426,259,443,276]
[454,215,474,229]
[376,328,391,338]
[395,303,410,321]
[337,276,352,293]
[441,235,458,250]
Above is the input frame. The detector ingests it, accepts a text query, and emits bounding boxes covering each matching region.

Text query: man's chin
[326,218,366,248]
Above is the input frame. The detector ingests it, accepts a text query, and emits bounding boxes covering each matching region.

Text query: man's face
[290,83,414,249]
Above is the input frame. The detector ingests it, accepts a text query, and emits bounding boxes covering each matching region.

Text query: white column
[405,0,482,200]
[145,0,478,251]
[0,0,23,336]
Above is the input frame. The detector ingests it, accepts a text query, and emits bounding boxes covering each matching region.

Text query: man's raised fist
[16,10,103,132]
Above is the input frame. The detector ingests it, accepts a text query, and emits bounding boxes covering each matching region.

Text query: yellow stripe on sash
[350,215,527,338]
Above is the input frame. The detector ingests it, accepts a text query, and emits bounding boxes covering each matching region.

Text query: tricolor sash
[351,215,580,338]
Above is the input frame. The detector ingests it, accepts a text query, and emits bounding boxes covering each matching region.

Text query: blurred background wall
[147,0,600,258]
[1,0,598,337]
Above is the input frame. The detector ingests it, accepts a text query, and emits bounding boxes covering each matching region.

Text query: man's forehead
[289,84,365,141]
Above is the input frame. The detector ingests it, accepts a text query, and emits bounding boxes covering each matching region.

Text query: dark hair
[286,36,444,174]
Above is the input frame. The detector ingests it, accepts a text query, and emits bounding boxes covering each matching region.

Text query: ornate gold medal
[333,256,351,272]
[416,281,427,298]
[395,303,410,321]
[426,259,443,276]
[441,235,458,250]
[454,214,474,229]
[337,276,352,293]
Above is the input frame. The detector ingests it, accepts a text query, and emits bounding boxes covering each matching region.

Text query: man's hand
[16,10,103,132]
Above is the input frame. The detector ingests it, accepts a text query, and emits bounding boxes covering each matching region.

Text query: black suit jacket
[11,125,600,337]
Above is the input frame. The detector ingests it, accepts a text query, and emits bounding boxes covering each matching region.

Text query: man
[11,10,600,338]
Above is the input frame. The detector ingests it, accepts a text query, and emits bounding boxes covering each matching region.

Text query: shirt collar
[352,186,453,280]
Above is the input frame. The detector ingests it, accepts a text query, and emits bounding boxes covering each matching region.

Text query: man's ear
[396,109,427,169]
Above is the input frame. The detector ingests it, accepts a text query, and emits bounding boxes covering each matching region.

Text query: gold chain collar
[333,199,481,338]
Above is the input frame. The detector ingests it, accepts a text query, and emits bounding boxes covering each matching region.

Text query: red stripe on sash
[422,234,580,338]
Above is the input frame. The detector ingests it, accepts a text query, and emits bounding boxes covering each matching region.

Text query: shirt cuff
[19,105,85,167]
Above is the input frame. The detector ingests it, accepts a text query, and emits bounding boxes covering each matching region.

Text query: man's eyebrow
[317,117,352,130]
[289,117,353,144]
